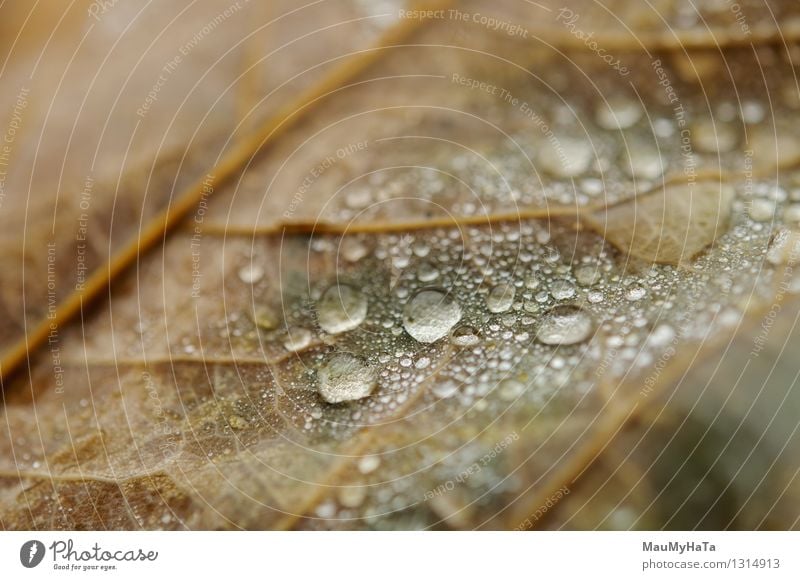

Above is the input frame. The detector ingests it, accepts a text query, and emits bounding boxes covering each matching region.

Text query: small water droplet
[317,353,377,404]
[403,289,463,343]
[624,147,665,180]
[283,328,312,352]
[574,265,601,286]
[748,199,776,222]
[550,279,576,300]
[317,284,368,334]
[539,137,593,177]
[498,378,525,401]
[487,283,516,313]
[587,290,604,303]
[596,98,642,130]
[432,380,460,399]
[341,238,369,262]
[358,455,381,474]
[338,486,367,508]
[767,228,800,265]
[536,305,594,345]
[648,324,676,347]
[417,260,440,282]
[450,325,480,346]
[625,286,646,301]
[238,264,264,284]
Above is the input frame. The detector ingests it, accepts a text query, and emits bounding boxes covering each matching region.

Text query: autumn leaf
[2,0,800,531]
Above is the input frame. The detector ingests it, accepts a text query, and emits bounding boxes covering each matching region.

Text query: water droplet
[432,380,460,399]
[341,238,368,262]
[748,199,776,222]
[648,324,676,347]
[587,290,604,303]
[450,325,480,346]
[317,353,377,404]
[623,147,665,180]
[338,486,367,508]
[487,283,516,313]
[691,120,738,153]
[403,289,463,343]
[767,228,800,265]
[536,305,594,346]
[574,265,601,286]
[417,260,440,282]
[741,100,765,124]
[550,280,576,300]
[498,378,525,401]
[283,328,312,352]
[238,264,264,284]
[596,98,642,130]
[539,137,593,177]
[625,286,646,301]
[358,455,381,474]
[317,284,368,334]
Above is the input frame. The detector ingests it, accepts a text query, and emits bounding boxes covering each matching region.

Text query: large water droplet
[317,284,368,334]
[536,305,594,345]
[403,289,462,343]
[317,353,377,404]
[487,283,516,313]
